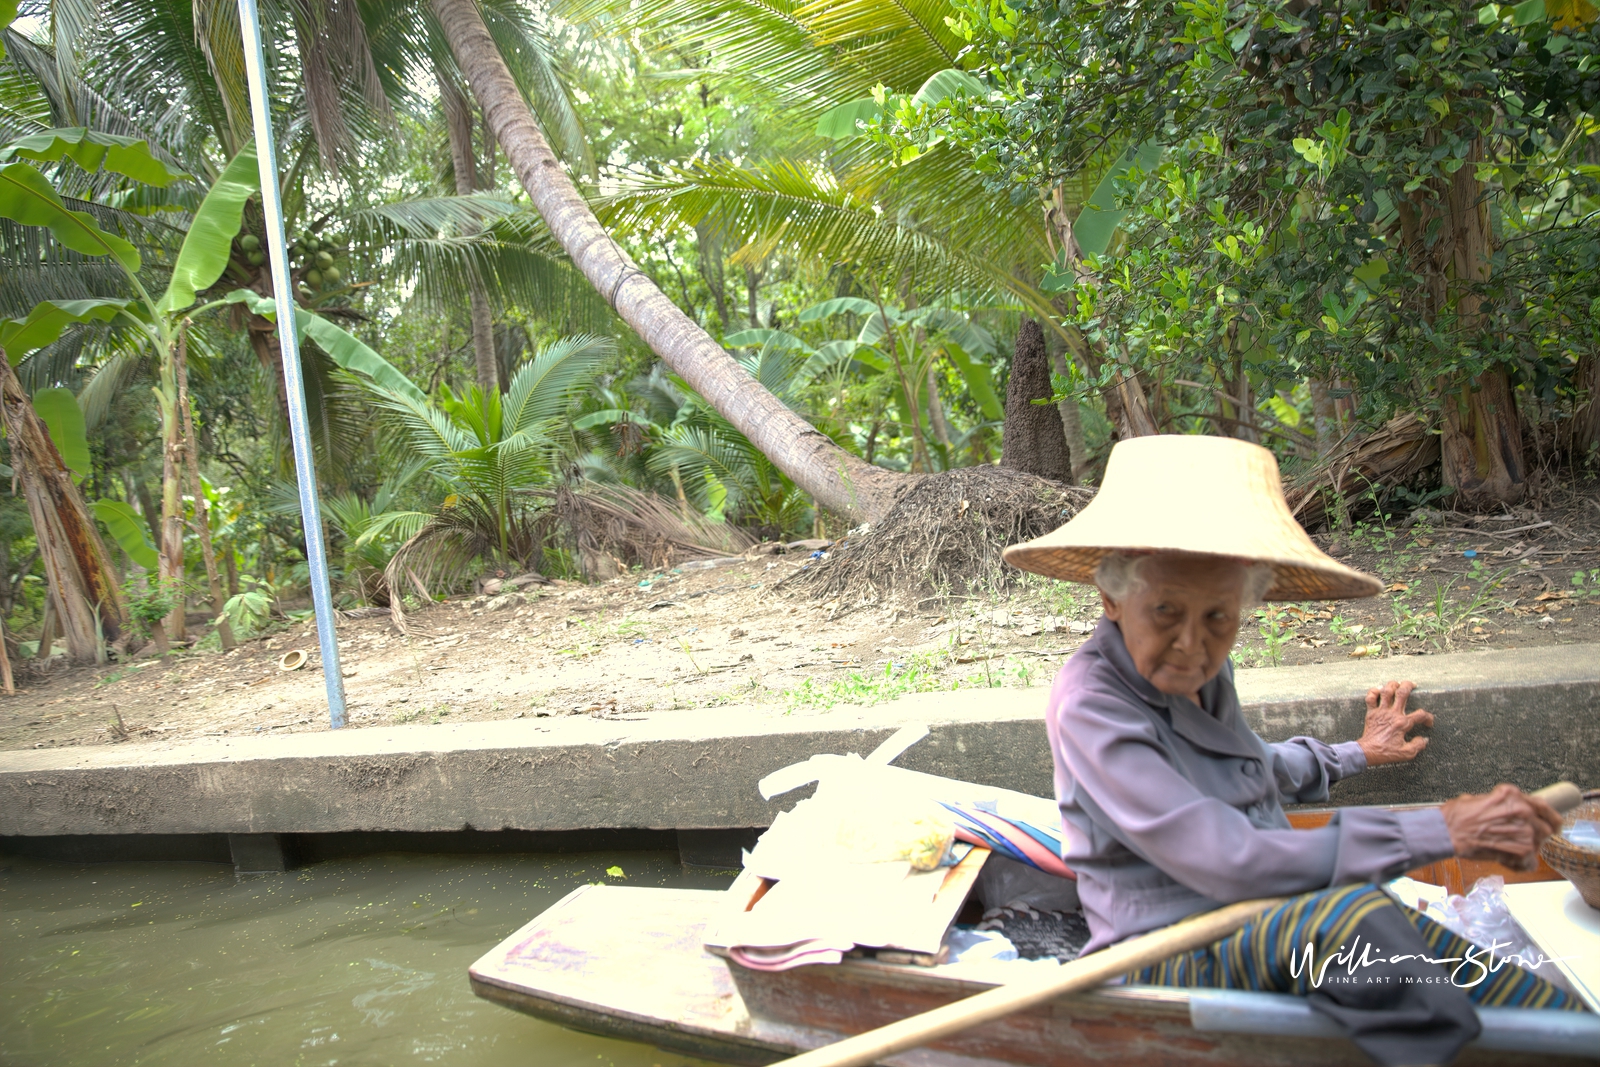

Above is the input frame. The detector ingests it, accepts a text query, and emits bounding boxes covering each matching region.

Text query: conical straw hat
[1002,435,1381,601]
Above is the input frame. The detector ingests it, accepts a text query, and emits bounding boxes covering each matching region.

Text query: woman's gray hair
[1092,552,1150,600]
[1093,552,1276,606]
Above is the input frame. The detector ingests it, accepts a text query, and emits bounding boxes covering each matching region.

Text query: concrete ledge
[1,644,1594,840]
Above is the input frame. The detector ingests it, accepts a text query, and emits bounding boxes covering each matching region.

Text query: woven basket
[1541,799,1600,910]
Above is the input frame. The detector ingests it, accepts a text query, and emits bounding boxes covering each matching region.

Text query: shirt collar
[1090,615,1262,761]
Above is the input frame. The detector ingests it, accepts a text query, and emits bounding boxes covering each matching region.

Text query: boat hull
[469,885,1598,1067]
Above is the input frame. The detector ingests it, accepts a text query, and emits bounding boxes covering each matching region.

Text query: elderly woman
[1004,435,1577,1067]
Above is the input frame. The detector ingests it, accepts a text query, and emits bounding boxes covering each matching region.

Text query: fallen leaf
[1385,582,1409,593]
[1534,590,1570,601]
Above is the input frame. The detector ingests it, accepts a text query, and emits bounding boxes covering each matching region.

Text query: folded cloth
[728,938,854,972]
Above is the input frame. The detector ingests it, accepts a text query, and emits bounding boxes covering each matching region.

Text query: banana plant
[788,296,1001,471]
[0,128,412,645]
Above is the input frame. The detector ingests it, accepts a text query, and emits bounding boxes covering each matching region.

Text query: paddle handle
[779,895,1285,1067]
[1531,781,1582,813]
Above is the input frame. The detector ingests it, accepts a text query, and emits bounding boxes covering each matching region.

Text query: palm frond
[789,0,962,95]
[502,333,616,434]
[91,0,240,156]
[189,0,254,153]
[596,155,1056,318]
[369,384,482,468]
[344,194,614,330]
[564,0,874,117]
[646,423,761,510]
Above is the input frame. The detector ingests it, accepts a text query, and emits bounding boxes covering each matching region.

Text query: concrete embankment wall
[1,644,1595,864]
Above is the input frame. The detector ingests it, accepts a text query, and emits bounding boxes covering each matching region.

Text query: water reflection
[0,850,732,1066]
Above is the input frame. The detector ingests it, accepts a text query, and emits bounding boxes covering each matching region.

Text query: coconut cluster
[292,234,344,296]
[235,232,348,298]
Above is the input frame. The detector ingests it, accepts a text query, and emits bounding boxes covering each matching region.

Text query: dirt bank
[2,504,1596,753]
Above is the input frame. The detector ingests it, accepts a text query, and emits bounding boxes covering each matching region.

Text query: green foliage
[91,500,160,571]
[0,0,15,58]
[816,98,884,139]
[1254,605,1293,666]
[369,334,615,579]
[157,142,258,313]
[31,387,90,478]
[127,578,177,631]
[882,0,1600,431]
[0,299,135,361]
[0,161,140,272]
[0,128,189,187]
[219,289,424,404]
[221,578,275,637]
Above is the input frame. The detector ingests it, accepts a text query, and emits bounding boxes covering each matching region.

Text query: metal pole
[236,0,347,728]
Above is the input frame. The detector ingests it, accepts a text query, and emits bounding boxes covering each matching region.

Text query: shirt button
[1242,761,1258,776]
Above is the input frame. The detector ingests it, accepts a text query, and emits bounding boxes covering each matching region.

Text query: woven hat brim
[1002,543,1382,601]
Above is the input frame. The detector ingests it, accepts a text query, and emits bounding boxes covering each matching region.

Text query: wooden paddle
[778,780,1584,1067]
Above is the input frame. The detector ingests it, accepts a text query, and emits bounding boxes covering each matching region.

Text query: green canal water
[0,851,733,1067]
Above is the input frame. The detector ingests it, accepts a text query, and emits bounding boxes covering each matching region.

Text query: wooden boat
[469,809,1600,1066]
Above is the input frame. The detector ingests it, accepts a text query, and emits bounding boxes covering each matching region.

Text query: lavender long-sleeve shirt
[1049,618,1456,953]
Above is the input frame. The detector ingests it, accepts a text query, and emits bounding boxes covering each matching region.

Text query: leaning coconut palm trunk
[0,352,128,663]
[429,0,905,522]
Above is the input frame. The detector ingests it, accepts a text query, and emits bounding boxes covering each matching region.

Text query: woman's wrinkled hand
[1440,784,1564,870]
[1356,680,1434,767]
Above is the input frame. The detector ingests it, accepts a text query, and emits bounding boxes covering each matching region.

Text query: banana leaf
[158,142,259,313]
[91,500,159,570]
[0,128,188,187]
[32,387,91,478]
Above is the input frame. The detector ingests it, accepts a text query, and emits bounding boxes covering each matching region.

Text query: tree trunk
[744,265,765,329]
[1048,348,1089,482]
[176,332,236,651]
[1399,138,1524,507]
[37,593,55,660]
[129,475,161,548]
[431,0,902,520]
[1001,320,1073,482]
[1439,369,1525,504]
[925,364,952,450]
[1572,353,1600,462]
[1309,377,1339,455]
[248,323,293,430]
[156,360,186,643]
[0,353,126,664]
[1044,188,1158,441]
[0,615,13,694]
[442,74,500,395]
[1220,347,1257,444]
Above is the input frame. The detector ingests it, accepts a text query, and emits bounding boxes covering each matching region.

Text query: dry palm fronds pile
[1284,413,1440,529]
[783,466,1094,611]
[552,484,756,577]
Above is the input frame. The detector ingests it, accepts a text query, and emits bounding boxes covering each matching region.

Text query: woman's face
[1100,553,1245,701]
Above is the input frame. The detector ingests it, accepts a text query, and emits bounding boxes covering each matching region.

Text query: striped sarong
[1127,883,1580,1011]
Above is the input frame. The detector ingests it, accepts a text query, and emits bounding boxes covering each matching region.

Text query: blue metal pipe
[235,0,347,728]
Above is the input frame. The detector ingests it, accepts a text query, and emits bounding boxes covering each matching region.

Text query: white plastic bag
[1389,875,1574,995]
